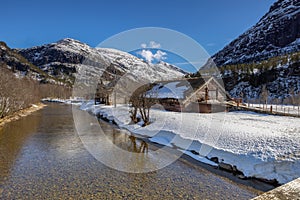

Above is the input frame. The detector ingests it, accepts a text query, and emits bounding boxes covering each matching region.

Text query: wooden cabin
[96,76,231,113]
[149,76,232,113]
[94,82,113,105]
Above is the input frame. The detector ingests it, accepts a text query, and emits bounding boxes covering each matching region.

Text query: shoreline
[84,103,300,185]
[0,103,46,128]
[94,110,276,194]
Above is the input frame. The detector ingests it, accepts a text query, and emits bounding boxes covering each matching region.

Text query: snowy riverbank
[0,103,46,128]
[80,101,300,184]
[41,98,83,105]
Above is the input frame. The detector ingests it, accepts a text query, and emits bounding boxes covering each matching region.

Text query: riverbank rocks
[218,162,233,172]
[218,162,245,177]
[232,165,244,176]
[209,157,219,163]
[238,175,247,180]
[190,150,199,155]
[255,178,280,187]
[208,157,280,186]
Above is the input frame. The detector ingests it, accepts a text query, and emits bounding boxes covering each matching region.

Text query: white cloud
[140,49,154,63]
[138,41,166,63]
[153,50,167,61]
[139,49,167,63]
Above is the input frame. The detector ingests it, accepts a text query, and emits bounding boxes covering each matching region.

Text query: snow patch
[80,102,300,184]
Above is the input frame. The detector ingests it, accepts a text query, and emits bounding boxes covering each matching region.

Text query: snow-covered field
[80,101,300,184]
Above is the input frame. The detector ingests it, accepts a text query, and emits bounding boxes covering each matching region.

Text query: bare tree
[289,86,296,108]
[260,85,269,110]
[129,95,139,123]
[0,64,72,119]
[130,83,157,126]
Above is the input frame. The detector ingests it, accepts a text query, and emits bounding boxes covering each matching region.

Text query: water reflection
[74,107,163,173]
[0,104,258,199]
[128,135,148,153]
[0,110,40,183]
[101,122,149,154]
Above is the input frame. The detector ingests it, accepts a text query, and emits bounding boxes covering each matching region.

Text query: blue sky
[1,0,276,71]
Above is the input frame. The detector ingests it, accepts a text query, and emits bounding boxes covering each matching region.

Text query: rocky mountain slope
[0,42,73,118]
[219,53,300,100]
[200,0,300,101]
[18,38,185,87]
[0,42,55,83]
[212,0,300,66]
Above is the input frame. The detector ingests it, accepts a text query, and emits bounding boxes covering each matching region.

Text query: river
[0,103,258,199]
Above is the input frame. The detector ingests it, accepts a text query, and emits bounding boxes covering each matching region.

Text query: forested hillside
[0,42,71,119]
[195,0,300,103]
[196,52,300,105]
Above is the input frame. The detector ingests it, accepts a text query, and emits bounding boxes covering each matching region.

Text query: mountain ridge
[17,38,185,86]
[210,0,300,67]
[0,41,58,83]
[198,0,300,101]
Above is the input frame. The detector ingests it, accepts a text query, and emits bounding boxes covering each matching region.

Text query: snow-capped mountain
[211,0,299,66]
[18,38,185,86]
[0,41,55,83]
[201,0,300,100]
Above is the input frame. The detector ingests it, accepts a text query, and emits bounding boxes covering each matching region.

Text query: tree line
[192,52,300,78]
[0,65,71,119]
[189,51,300,103]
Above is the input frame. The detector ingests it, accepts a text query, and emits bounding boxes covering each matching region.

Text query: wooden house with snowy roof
[95,75,231,113]
[94,81,113,105]
[148,76,232,113]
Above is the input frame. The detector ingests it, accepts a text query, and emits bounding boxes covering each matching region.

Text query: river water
[0,103,258,199]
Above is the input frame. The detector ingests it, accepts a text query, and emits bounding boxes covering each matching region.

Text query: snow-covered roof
[148,81,190,99]
[146,76,226,101]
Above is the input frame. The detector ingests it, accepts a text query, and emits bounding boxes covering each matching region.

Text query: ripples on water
[0,103,258,199]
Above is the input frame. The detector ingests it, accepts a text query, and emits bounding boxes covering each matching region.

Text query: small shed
[148,76,231,113]
[94,82,113,105]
